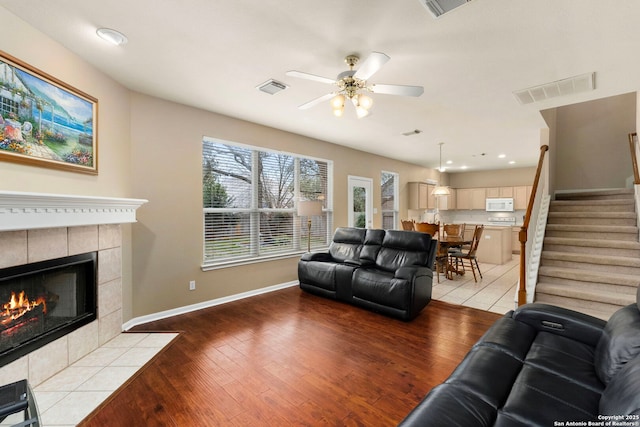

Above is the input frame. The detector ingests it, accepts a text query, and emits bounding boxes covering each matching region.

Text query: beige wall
[129,93,436,317]
[0,8,135,320]
[448,167,536,188]
[552,92,636,190]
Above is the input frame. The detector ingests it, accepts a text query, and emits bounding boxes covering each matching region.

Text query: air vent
[419,0,471,18]
[256,79,288,95]
[513,72,595,105]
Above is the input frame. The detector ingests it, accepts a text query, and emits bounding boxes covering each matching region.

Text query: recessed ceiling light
[460,165,468,170]
[446,160,453,164]
[509,161,516,164]
[498,154,506,159]
[96,28,128,46]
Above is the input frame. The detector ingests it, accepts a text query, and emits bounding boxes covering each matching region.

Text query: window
[202,137,332,267]
[381,171,398,230]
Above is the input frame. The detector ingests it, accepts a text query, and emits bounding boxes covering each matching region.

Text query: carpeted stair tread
[550,199,634,206]
[541,251,640,268]
[543,237,640,250]
[545,224,638,233]
[537,266,640,287]
[555,188,634,200]
[535,283,636,306]
[548,211,637,219]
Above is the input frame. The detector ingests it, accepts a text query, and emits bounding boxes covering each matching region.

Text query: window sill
[201,248,329,271]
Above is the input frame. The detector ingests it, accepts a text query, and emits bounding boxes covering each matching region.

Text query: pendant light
[432,142,451,196]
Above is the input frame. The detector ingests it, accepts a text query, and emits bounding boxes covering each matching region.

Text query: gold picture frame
[0,50,98,174]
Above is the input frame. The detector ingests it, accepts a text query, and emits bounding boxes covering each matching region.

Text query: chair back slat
[415,222,439,237]
[401,219,415,231]
[443,223,465,238]
[467,225,484,257]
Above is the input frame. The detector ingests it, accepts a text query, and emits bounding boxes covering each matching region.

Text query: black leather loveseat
[298,227,437,321]
[399,286,640,426]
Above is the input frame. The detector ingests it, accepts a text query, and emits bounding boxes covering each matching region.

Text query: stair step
[534,291,624,320]
[555,188,634,201]
[541,251,640,275]
[537,266,640,287]
[543,237,640,257]
[545,224,638,241]
[547,211,637,226]
[550,199,635,212]
[536,282,636,305]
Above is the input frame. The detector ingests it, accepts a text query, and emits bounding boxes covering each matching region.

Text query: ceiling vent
[419,0,472,18]
[513,72,596,105]
[256,79,288,95]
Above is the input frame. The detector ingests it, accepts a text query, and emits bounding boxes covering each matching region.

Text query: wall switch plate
[189,280,196,291]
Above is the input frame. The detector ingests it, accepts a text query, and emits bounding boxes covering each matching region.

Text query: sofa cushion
[351,268,408,309]
[594,304,640,385]
[328,227,366,262]
[399,384,497,426]
[599,352,640,416]
[375,230,432,272]
[497,364,601,426]
[525,332,603,394]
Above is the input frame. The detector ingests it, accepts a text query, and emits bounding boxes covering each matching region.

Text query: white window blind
[203,138,332,266]
[381,171,398,230]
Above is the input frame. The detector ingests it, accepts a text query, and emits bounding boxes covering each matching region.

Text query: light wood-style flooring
[78,286,501,426]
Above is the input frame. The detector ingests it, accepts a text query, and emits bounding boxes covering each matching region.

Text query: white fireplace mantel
[0,191,148,231]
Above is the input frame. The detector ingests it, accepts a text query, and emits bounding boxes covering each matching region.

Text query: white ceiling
[2,0,639,171]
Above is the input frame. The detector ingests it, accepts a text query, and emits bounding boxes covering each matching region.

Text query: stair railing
[518,145,549,306]
[629,133,640,185]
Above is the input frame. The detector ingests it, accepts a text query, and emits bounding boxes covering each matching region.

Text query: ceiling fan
[286,52,424,118]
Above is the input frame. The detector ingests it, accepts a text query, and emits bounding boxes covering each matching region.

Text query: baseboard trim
[122,281,299,331]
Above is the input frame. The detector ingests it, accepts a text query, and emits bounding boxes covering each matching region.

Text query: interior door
[348,175,373,228]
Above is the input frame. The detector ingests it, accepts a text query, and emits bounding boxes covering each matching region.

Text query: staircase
[535,188,640,320]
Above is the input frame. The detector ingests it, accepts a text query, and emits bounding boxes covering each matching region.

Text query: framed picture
[0,50,98,174]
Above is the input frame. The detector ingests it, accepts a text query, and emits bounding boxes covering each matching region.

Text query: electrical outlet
[189,280,196,291]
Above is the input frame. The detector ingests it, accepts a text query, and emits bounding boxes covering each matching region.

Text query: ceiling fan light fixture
[331,94,345,116]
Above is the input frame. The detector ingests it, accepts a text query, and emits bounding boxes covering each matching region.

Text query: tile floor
[432,257,520,315]
[1,332,178,427]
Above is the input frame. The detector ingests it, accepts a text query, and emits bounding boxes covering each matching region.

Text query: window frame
[381,171,399,230]
[202,137,333,270]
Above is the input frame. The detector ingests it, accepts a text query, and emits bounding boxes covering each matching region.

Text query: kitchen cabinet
[437,188,456,210]
[514,185,535,210]
[456,188,471,210]
[456,188,487,210]
[471,188,487,209]
[486,186,513,198]
[408,182,436,210]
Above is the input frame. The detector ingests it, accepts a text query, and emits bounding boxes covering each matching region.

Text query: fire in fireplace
[0,252,97,366]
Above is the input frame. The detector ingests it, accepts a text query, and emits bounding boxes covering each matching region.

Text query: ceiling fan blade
[286,70,336,85]
[298,93,336,110]
[353,52,390,80]
[371,84,424,97]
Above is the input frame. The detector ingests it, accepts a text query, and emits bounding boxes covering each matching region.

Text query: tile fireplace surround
[0,191,149,424]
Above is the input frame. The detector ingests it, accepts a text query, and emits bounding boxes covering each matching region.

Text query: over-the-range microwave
[486,198,514,212]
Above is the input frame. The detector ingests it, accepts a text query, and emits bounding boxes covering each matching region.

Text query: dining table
[437,235,472,279]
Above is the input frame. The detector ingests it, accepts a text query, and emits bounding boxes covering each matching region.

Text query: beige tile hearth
[0,332,179,427]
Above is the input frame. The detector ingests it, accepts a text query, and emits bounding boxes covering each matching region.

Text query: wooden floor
[78,287,501,426]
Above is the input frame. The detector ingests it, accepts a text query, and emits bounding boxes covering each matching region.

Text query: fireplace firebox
[0,252,97,366]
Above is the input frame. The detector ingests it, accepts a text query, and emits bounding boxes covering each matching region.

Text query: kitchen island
[462,225,512,265]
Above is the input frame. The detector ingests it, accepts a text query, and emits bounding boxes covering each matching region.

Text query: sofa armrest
[513,303,606,347]
[300,252,333,262]
[395,266,432,280]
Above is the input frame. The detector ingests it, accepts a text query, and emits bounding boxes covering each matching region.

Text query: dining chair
[448,225,484,282]
[401,219,415,231]
[444,223,466,254]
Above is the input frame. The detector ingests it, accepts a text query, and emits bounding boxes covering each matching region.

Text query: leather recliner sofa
[298,227,437,321]
[399,286,640,426]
